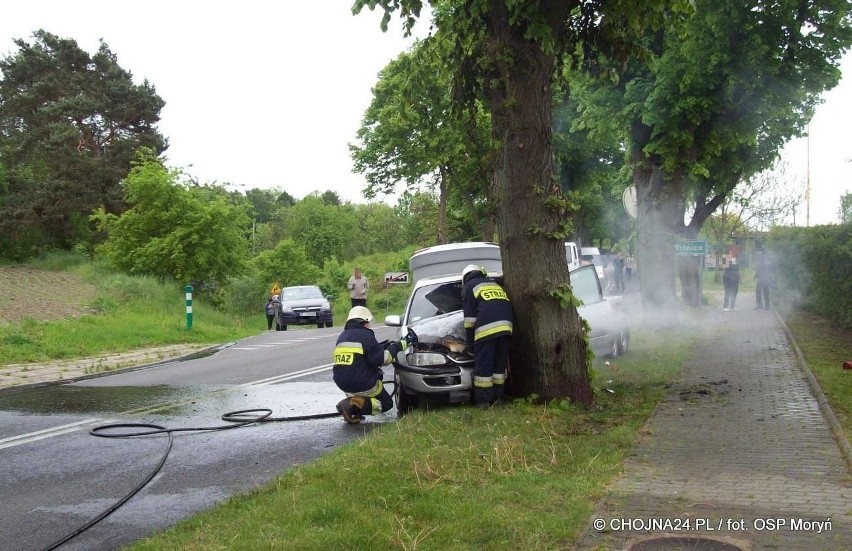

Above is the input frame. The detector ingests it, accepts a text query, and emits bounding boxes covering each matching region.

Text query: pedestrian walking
[265,294,280,330]
[613,255,625,292]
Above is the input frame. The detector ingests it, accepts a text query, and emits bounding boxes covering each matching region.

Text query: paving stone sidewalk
[578,293,851,551]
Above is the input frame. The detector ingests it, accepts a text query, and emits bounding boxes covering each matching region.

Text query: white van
[565,242,580,272]
[580,247,606,283]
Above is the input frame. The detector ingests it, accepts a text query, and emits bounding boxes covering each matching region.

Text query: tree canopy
[93,151,250,287]
[351,37,494,243]
[577,0,852,306]
[0,30,166,258]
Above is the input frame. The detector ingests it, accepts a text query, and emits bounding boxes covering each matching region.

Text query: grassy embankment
[0,253,408,367]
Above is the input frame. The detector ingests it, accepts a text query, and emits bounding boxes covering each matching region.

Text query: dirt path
[0,265,98,324]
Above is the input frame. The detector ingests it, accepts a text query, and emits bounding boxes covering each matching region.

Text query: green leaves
[0,29,166,257]
[94,152,250,289]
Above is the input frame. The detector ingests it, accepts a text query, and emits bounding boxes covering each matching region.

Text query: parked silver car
[385,264,629,412]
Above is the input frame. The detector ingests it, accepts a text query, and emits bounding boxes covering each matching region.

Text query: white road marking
[0,418,116,450]
[0,360,336,450]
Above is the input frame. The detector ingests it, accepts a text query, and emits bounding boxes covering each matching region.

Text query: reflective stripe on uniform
[474,320,513,341]
[473,375,493,388]
[492,373,506,385]
[383,350,393,365]
[343,379,384,398]
[473,282,509,301]
[333,341,364,365]
[463,316,476,329]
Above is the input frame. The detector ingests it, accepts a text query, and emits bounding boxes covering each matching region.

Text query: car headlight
[281,306,294,314]
[405,352,448,367]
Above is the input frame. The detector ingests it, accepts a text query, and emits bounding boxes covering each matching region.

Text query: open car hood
[408,311,469,354]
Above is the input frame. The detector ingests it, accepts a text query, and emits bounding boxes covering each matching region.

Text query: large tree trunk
[484,2,592,407]
[678,256,702,307]
[634,161,680,309]
[677,223,702,307]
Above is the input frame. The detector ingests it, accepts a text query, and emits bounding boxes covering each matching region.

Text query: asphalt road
[0,325,398,551]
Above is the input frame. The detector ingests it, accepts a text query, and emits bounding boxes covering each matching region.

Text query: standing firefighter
[461,264,514,408]
[333,306,405,424]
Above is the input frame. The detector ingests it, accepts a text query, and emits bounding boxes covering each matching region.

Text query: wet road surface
[0,326,397,551]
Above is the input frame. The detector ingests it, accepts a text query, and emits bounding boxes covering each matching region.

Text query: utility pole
[806,122,811,227]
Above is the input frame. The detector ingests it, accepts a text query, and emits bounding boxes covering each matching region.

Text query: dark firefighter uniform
[332,307,402,423]
[461,265,514,406]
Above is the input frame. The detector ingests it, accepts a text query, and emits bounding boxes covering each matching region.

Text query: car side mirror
[384,314,401,327]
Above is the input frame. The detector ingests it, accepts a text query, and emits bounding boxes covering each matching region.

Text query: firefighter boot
[336,396,366,424]
[473,386,494,409]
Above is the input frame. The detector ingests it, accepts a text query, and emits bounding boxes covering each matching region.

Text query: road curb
[0,343,231,395]
[773,307,852,473]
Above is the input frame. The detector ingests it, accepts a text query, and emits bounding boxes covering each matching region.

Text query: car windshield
[406,280,464,324]
[280,287,323,300]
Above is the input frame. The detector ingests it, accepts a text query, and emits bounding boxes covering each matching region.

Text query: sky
[1,2,849,225]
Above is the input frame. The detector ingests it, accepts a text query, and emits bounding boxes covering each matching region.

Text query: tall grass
[0,259,260,364]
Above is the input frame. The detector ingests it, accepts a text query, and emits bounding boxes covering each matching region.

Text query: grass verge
[126,325,694,551]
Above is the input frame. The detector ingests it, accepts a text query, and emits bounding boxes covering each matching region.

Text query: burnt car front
[393,310,474,411]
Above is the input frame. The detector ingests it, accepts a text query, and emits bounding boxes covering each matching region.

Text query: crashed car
[385,264,629,412]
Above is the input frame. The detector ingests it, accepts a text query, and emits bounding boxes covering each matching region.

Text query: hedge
[768,224,852,329]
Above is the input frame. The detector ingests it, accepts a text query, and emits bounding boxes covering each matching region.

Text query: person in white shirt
[347,267,370,307]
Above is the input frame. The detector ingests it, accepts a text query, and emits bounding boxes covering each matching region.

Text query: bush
[768,223,852,329]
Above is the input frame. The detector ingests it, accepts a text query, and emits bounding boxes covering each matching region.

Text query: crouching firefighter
[461,264,514,408]
[333,306,406,424]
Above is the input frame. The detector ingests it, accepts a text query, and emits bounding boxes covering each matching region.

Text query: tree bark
[634,160,680,309]
[437,167,448,244]
[484,1,592,407]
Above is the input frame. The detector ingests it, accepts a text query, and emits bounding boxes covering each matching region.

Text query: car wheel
[317,323,323,328]
[325,321,333,328]
[394,371,419,415]
[278,324,287,331]
[615,329,629,357]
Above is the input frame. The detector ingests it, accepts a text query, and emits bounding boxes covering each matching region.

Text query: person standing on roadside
[754,259,775,310]
[722,261,741,311]
[625,255,635,282]
[613,255,625,292]
[347,267,369,308]
[265,294,280,330]
[461,264,514,408]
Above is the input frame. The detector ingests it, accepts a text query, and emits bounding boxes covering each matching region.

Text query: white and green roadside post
[185,285,193,329]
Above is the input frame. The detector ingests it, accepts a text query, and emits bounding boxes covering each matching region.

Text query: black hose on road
[43,379,396,551]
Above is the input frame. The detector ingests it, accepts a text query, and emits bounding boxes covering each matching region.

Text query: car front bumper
[280,312,333,325]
